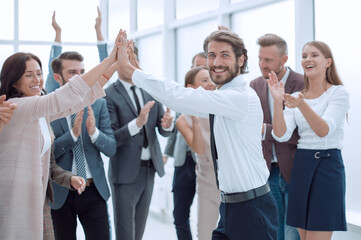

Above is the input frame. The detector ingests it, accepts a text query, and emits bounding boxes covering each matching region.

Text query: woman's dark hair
[0,52,42,100]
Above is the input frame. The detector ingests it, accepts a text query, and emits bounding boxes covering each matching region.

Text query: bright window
[232,0,295,83]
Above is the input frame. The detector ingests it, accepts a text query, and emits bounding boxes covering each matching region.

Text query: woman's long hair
[303,41,343,92]
[0,52,42,100]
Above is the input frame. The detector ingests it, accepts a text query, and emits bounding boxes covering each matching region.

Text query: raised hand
[267,71,284,104]
[107,29,126,64]
[136,101,155,128]
[161,107,173,129]
[52,11,61,42]
[95,6,104,41]
[127,39,140,69]
[70,176,86,195]
[116,30,130,64]
[86,106,96,135]
[72,110,84,138]
[284,92,305,109]
[218,25,230,31]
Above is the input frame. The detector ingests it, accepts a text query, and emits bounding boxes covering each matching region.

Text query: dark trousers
[172,153,196,240]
[269,165,300,240]
[212,192,278,240]
[111,165,155,240]
[51,182,109,240]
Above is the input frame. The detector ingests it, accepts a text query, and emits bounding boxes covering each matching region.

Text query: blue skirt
[286,149,347,231]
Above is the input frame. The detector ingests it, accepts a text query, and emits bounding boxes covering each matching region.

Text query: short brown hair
[184,66,208,87]
[51,51,84,74]
[191,52,206,66]
[0,52,42,100]
[257,34,288,56]
[203,30,248,74]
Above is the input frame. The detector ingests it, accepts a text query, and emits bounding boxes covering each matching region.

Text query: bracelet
[102,74,110,80]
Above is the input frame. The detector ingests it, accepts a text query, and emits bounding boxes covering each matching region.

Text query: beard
[209,61,240,87]
[261,62,283,79]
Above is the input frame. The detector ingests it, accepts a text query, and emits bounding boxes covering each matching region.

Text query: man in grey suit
[163,52,206,240]
[105,48,174,240]
[49,51,116,240]
[250,34,304,240]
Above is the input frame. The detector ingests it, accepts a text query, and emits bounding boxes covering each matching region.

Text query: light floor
[73,150,361,239]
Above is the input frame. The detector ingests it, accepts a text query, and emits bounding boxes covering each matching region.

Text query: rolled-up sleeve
[271,106,296,142]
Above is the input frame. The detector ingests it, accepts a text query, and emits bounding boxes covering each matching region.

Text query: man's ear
[53,73,63,86]
[237,54,245,68]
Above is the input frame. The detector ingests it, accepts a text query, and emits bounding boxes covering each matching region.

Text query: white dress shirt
[272,85,349,150]
[118,79,174,160]
[132,69,269,193]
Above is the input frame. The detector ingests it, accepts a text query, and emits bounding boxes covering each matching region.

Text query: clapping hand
[267,71,284,104]
[86,106,96,135]
[72,110,84,138]
[161,108,173,129]
[136,101,155,128]
[283,93,305,109]
[0,95,17,132]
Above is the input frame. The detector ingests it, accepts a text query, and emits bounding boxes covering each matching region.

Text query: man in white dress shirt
[116,30,278,239]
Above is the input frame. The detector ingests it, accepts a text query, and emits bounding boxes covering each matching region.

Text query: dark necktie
[131,86,148,148]
[71,113,87,181]
[209,114,219,188]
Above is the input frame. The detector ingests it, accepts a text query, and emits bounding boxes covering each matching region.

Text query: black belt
[85,178,94,187]
[271,162,279,168]
[220,183,270,203]
[140,160,153,168]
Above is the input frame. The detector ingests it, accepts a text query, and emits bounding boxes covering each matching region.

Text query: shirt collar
[118,78,134,92]
[280,67,290,85]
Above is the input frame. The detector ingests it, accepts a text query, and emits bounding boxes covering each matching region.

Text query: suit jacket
[0,76,104,240]
[250,68,304,183]
[46,145,74,204]
[50,98,116,210]
[164,125,197,167]
[105,80,172,184]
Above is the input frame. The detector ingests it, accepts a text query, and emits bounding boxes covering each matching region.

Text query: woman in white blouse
[268,41,349,240]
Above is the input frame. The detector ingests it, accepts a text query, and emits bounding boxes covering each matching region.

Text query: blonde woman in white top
[176,66,220,240]
[268,41,349,240]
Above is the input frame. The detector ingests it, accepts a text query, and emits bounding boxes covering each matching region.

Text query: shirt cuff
[132,69,149,89]
[53,41,62,46]
[261,123,266,141]
[70,129,78,142]
[89,127,99,143]
[162,121,174,132]
[97,41,106,45]
[271,130,288,143]
[128,118,141,136]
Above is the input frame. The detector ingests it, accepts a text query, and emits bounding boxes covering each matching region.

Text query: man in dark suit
[250,34,304,240]
[49,51,116,240]
[105,48,174,240]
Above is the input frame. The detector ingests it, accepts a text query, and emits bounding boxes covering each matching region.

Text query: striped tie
[71,113,87,181]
